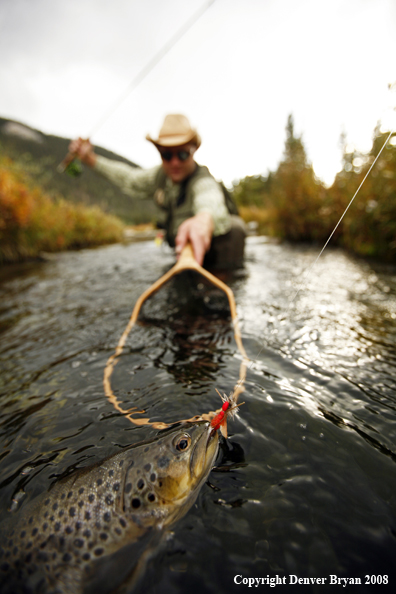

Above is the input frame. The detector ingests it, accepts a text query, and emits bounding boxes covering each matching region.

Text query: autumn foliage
[0,156,124,264]
[234,115,396,261]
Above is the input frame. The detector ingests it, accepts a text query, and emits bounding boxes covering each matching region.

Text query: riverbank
[0,155,125,265]
[1,238,395,590]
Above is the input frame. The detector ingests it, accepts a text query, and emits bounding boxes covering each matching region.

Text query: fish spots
[61,493,66,500]
[137,479,144,490]
[105,495,113,506]
[119,518,126,528]
[88,494,95,503]
[144,463,151,472]
[125,483,132,494]
[63,553,72,563]
[108,470,114,477]
[150,473,156,483]
[78,487,84,495]
[103,512,111,523]
[97,479,103,487]
[113,482,120,492]
[131,498,141,509]
[83,529,91,538]
[52,503,58,512]
[144,447,149,453]
[67,491,73,499]
[44,499,50,506]
[20,531,26,539]
[42,523,48,531]
[99,533,108,541]
[78,501,84,508]
[94,548,104,557]
[65,526,73,535]
[75,521,82,531]
[31,527,38,536]
[69,507,76,517]
[82,553,90,561]
[54,522,61,532]
[74,539,84,549]
[85,511,91,521]
[119,460,125,467]
[148,493,156,503]
[115,527,122,536]
[157,456,170,468]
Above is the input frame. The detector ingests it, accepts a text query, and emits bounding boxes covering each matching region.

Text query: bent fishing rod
[58,0,216,172]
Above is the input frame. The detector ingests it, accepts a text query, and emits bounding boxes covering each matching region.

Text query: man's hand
[68,138,97,167]
[175,212,214,266]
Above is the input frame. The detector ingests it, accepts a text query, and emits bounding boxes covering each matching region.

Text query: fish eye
[173,433,191,452]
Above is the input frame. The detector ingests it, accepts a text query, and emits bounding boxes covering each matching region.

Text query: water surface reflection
[0,238,396,592]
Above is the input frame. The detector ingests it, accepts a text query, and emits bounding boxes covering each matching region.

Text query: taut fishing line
[229,84,396,402]
[59,0,216,173]
[89,0,216,138]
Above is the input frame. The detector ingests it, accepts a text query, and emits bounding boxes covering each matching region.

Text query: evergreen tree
[270,114,327,241]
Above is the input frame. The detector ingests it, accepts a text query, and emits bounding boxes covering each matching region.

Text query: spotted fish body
[0,421,219,594]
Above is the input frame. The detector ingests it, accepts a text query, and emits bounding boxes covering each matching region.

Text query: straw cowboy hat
[146,114,201,148]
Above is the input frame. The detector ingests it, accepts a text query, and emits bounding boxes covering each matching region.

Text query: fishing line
[290,127,395,303]
[89,0,216,138]
[289,81,395,303]
[229,102,396,401]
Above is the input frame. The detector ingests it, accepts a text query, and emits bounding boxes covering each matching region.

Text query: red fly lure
[210,389,243,438]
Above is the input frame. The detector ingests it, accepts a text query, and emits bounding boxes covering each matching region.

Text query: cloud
[1,0,396,185]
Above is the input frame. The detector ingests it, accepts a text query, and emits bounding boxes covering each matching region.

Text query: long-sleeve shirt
[94,155,231,236]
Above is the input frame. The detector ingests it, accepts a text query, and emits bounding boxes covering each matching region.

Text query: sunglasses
[159,148,193,162]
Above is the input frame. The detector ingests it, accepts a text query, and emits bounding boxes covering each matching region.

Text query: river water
[0,237,396,593]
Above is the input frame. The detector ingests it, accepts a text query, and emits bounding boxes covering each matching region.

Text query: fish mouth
[189,422,219,479]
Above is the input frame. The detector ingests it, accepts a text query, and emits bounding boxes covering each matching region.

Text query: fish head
[121,421,219,526]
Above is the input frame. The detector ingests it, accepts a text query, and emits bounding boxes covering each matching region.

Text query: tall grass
[0,156,124,264]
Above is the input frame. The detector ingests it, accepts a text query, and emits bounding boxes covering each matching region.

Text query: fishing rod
[56,0,244,434]
[58,0,217,173]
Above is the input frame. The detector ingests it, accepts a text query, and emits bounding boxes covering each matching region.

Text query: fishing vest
[153,164,239,247]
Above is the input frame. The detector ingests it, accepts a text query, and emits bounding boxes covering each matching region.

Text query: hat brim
[146,131,201,149]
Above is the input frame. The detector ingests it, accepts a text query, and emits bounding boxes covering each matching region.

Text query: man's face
[158,143,197,183]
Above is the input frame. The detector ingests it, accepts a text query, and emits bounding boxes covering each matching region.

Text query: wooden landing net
[103,243,249,433]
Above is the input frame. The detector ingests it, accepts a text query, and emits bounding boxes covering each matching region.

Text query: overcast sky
[1,0,395,186]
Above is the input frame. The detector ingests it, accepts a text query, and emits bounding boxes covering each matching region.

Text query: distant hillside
[0,117,156,224]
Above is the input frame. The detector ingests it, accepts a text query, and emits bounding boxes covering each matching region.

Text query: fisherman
[69,114,246,269]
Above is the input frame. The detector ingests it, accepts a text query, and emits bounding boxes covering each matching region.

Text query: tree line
[233,115,396,261]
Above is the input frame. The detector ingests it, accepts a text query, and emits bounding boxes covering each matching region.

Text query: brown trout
[0,421,219,594]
